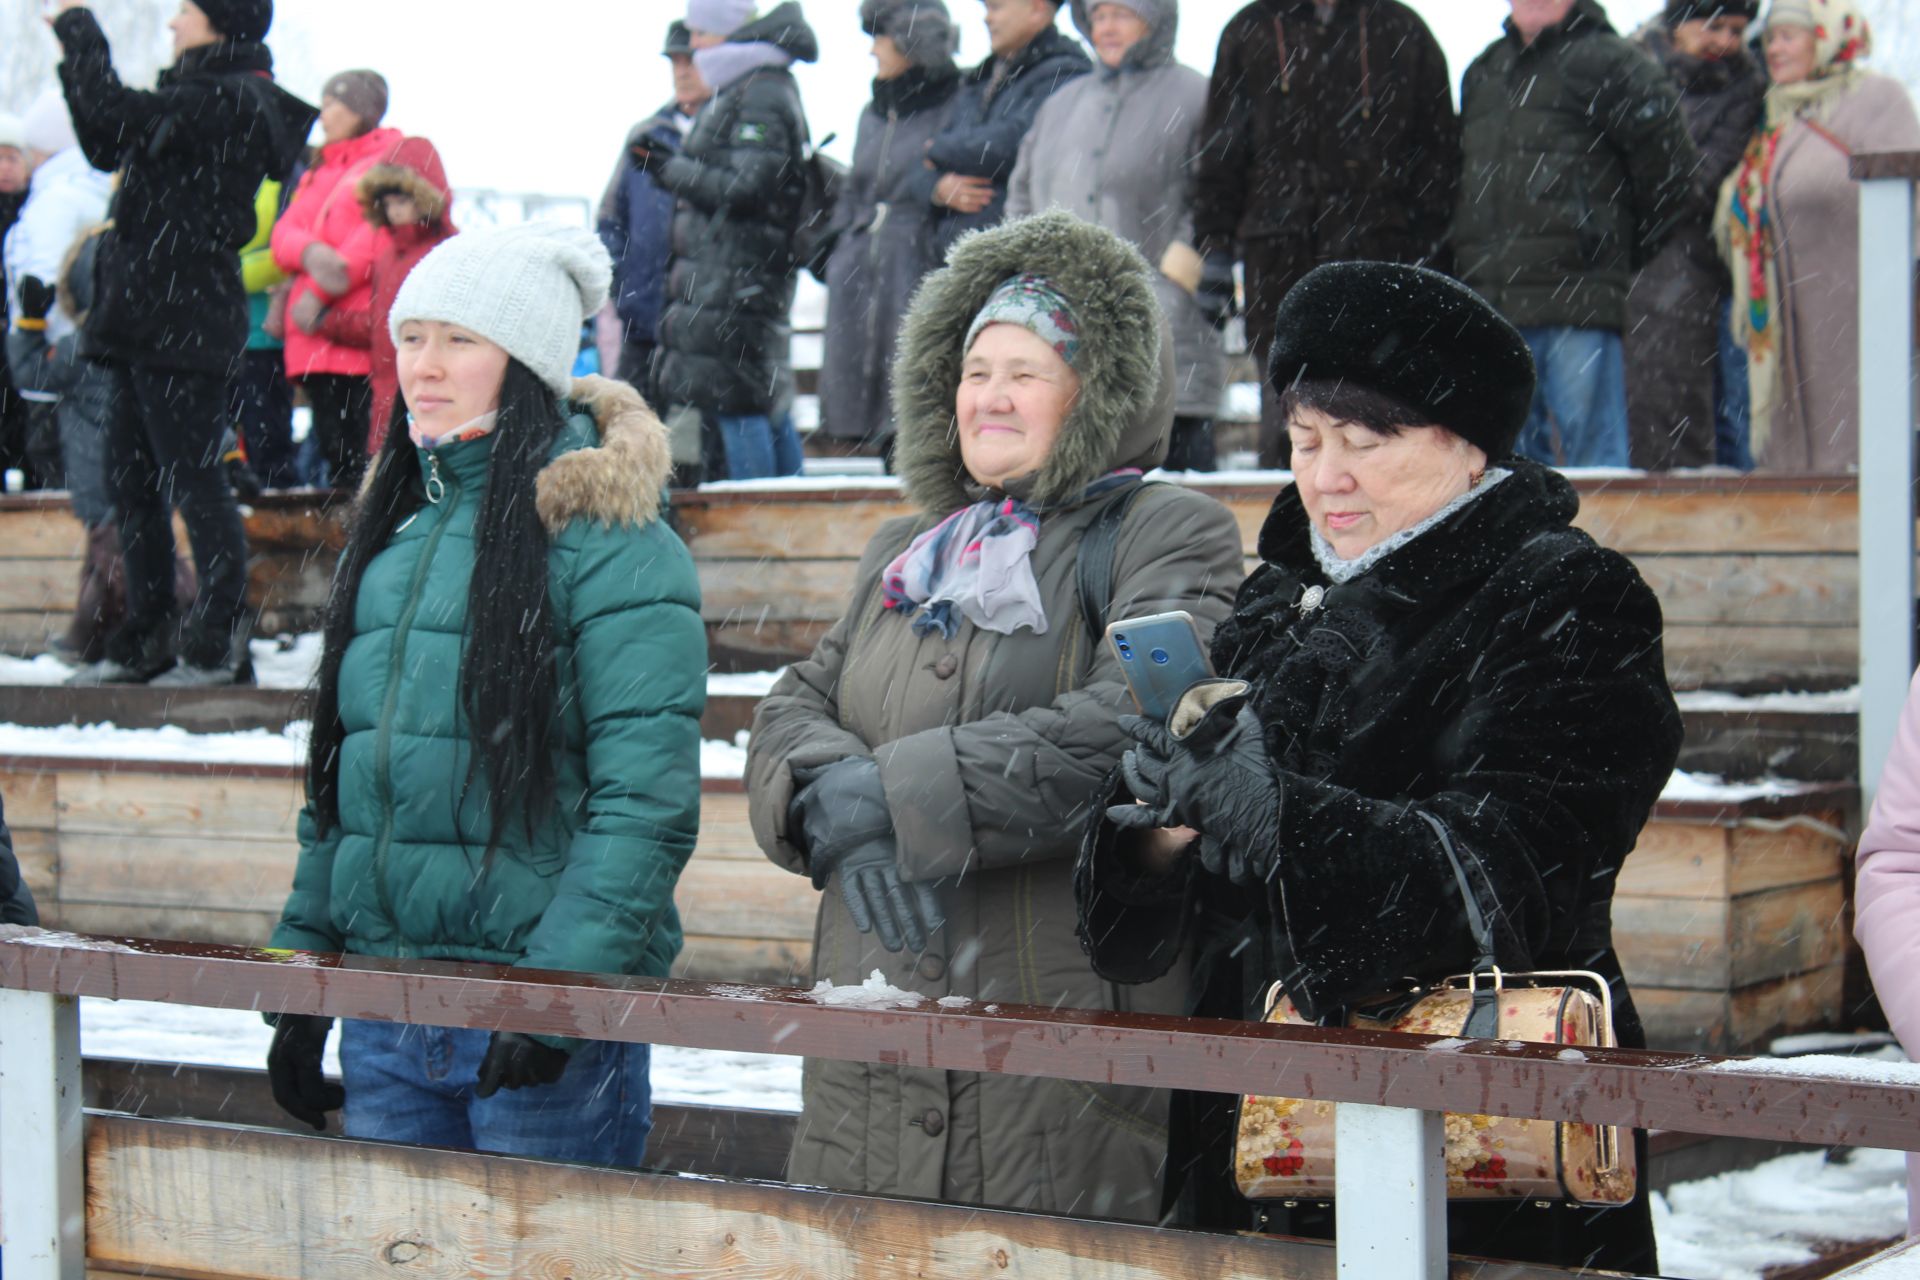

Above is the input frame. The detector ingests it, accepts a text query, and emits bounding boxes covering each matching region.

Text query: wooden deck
[1,752,1854,1052]
[0,472,1875,688]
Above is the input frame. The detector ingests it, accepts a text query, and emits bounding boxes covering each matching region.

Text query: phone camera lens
[1150,648,1170,665]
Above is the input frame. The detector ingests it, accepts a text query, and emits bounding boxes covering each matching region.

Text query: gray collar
[1308,468,1512,584]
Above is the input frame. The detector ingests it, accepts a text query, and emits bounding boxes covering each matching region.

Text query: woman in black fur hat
[1076,261,1682,1270]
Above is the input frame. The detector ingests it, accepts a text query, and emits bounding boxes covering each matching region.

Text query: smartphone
[1106,611,1214,721]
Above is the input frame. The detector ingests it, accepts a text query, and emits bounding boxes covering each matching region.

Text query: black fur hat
[1664,0,1759,25]
[193,0,272,42]
[1267,262,1536,459]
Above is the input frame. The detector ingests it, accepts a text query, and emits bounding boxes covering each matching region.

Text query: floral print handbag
[1233,969,1637,1205]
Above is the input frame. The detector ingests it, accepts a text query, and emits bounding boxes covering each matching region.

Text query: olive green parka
[272,377,705,992]
[746,212,1245,1220]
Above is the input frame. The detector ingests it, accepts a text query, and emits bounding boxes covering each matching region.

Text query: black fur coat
[1076,459,1681,1268]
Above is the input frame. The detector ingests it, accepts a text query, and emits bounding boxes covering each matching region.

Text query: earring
[1469,468,1485,490]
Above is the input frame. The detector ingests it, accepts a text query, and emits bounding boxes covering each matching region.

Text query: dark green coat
[272,378,704,988]
[1453,0,1696,331]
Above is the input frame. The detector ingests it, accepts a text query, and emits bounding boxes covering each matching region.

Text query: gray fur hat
[860,0,960,69]
[390,223,612,399]
[892,210,1172,513]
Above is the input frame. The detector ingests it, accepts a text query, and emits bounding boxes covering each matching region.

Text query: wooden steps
[0,473,1881,687]
[1,751,1855,1051]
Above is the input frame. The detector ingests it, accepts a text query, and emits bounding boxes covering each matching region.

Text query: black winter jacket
[652,3,818,417]
[1636,25,1765,270]
[0,791,38,927]
[1077,461,1679,1268]
[54,9,314,375]
[1454,0,1697,331]
[909,25,1090,255]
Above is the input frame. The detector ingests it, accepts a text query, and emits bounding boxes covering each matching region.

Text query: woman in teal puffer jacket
[265,222,704,1167]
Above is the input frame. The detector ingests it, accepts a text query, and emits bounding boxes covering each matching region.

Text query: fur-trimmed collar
[535,376,673,534]
[892,209,1173,515]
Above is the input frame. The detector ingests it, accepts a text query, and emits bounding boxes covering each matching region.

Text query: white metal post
[1335,1103,1446,1280]
[1858,173,1917,812]
[0,989,84,1280]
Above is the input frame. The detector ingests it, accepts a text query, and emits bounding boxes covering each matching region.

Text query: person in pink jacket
[1854,669,1920,1235]
[271,69,396,490]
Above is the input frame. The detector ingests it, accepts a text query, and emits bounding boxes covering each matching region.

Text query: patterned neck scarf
[881,471,1141,638]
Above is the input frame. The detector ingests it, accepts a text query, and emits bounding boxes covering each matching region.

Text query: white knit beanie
[22,90,76,157]
[0,114,25,153]
[388,223,612,399]
[686,0,757,35]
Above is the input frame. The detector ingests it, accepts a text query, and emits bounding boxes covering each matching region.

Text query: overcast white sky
[10,0,1918,211]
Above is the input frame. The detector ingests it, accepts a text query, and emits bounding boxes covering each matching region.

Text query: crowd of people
[0,0,1914,1266]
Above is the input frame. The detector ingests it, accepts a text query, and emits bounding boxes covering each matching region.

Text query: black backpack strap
[1076,479,1152,643]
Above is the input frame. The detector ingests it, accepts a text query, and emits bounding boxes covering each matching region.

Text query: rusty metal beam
[6,933,1917,1151]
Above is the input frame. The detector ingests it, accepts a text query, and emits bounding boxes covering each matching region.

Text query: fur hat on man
[321,70,389,129]
[1267,262,1537,460]
[22,90,76,158]
[860,0,960,69]
[192,0,272,42]
[389,223,612,399]
[1664,0,1759,24]
[686,0,757,35]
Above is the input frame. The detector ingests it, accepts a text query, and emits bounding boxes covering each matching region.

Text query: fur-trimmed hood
[356,135,452,230]
[535,375,673,533]
[892,210,1173,515]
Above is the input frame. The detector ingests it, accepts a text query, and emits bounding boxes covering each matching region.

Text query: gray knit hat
[0,114,24,153]
[389,223,612,399]
[321,69,389,129]
[686,0,756,35]
[861,0,960,69]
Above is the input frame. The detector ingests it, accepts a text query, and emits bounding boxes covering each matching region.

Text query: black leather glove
[1194,250,1238,330]
[1107,680,1285,885]
[266,1013,343,1131]
[475,1031,571,1098]
[16,275,56,322]
[790,756,944,953]
[632,135,678,176]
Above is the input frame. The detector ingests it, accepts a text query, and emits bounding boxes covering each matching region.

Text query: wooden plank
[1730,879,1846,988]
[0,556,82,610]
[1616,895,1733,989]
[699,558,863,623]
[1661,625,1857,690]
[681,499,911,559]
[54,771,303,839]
[14,827,57,902]
[1631,555,1854,627]
[57,833,297,915]
[671,933,812,985]
[1634,961,1846,1052]
[697,789,765,861]
[0,505,88,558]
[0,765,61,829]
[1617,822,1728,899]
[45,902,277,947]
[1728,823,1850,896]
[1575,489,1857,555]
[1615,880,1846,991]
[673,856,816,941]
[82,1115,1388,1280]
[0,608,67,655]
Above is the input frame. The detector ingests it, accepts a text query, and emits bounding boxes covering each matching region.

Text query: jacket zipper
[368,454,461,953]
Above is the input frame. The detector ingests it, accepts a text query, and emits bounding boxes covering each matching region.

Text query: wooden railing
[4,932,1919,1280]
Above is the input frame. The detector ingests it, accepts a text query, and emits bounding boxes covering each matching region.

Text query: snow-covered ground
[70,993,1910,1277]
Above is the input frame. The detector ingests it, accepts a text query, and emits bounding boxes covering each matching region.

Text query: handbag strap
[1075,478,1151,645]
[1412,810,1503,1039]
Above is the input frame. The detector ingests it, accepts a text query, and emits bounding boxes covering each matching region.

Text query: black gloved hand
[17,275,56,322]
[1194,250,1238,330]
[790,756,944,953]
[632,135,678,176]
[266,1013,343,1131]
[1107,681,1285,886]
[475,1031,571,1098]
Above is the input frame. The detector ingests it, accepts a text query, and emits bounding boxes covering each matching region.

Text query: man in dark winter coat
[51,0,315,686]
[1624,0,1763,470]
[598,20,710,395]
[911,0,1090,256]
[647,0,818,481]
[1191,0,1458,468]
[0,790,39,927]
[1455,0,1696,468]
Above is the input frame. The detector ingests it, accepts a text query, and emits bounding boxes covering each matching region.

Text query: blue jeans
[339,1019,652,1166]
[1515,327,1630,467]
[1714,296,1755,470]
[717,410,803,480]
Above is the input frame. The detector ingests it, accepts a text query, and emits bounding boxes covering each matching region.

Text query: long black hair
[306,358,567,859]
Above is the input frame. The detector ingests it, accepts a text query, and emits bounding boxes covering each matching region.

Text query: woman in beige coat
[746,211,1243,1220]
[1715,0,1920,472]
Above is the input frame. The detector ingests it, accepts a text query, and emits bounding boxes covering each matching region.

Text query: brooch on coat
[1296,584,1327,617]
